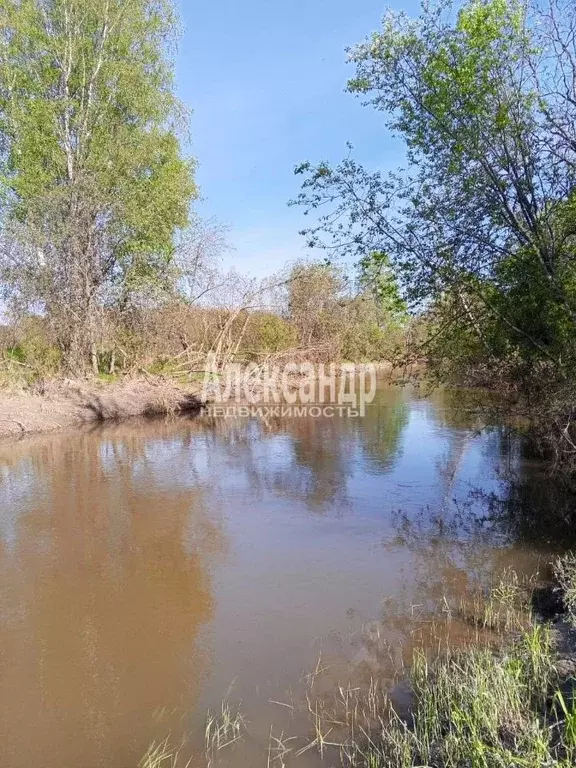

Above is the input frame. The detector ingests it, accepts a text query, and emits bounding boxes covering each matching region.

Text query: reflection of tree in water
[350,421,568,681]
[0,425,225,768]
[382,429,562,615]
[468,464,576,551]
[193,413,354,510]
[432,409,576,550]
[274,416,353,508]
[351,514,539,688]
[424,387,505,431]
[193,390,410,511]
[355,386,409,473]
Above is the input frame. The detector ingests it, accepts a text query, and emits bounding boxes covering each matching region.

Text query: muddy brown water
[0,385,570,767]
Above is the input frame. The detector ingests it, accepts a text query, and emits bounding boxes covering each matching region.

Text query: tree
[0,0,196,372]
[293,0,576,433]
[291,0,576,460]
[358,251,407,321]
[287,261,344,347]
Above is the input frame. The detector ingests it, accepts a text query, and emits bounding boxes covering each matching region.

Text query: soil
[0,377,203,440]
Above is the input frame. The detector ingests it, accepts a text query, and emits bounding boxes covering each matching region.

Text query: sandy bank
[0,377,203,440]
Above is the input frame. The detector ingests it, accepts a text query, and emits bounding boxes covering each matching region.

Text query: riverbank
[158,559,576,768]
[0,377,204,439]
[0,362,399,440]
[274,560,576,768]
[332,577,576,768]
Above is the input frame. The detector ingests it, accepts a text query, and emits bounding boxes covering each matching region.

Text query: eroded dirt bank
[0,377,203,439]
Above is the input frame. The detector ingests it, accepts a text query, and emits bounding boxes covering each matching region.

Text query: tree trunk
[61,283,99,376]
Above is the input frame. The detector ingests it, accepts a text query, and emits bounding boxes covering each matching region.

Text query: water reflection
[0,385,570,768]
[193,386,410,511]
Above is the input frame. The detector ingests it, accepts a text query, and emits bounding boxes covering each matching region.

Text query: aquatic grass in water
[555,554,576,626]
[139,737,191,768]
[205,699,246,767]
[139,562,576,767]
[555,690,576,764]
[295,627,570,767]
[293,565,576,767]
[139,698,246,768]
[455,568,534,635]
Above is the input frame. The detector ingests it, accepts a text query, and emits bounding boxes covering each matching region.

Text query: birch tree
[0,0,196,372]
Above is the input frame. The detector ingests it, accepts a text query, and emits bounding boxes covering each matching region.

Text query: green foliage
[243,312,298,357]
[0,0,195,265]
[286,259,408,361]
[340,293,405,362]
[0,318,61,387]
[8,321,62,374]
[359,251,408,320]
[294,0,576,462]
[5,345,26,365]
[0,0,196,370]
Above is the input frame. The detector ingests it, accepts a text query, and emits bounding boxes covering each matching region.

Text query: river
[0,384,570,767]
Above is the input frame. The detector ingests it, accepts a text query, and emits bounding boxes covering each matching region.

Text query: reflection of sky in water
[0,459,49,551]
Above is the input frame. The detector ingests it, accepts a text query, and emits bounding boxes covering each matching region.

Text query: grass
[139,738,191,768]
[555,554,576,626]
[139,561,576,768]
[204,699,246,767]
[138,699,246,768]
[379,626,557,767]
[292,565,576,768]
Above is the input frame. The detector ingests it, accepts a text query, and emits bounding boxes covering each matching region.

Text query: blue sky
[175,0,420,277]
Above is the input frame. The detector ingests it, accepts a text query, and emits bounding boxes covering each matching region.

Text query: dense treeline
[295,0,576,466]
[0,258,408,384]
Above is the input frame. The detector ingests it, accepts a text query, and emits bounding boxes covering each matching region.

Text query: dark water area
[0,385,572,767]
